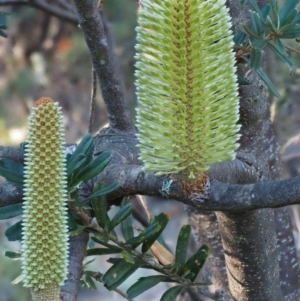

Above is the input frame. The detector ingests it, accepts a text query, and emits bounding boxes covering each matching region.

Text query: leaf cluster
[235,0,300,97]
[79,197,210,300]
[0,133,116,241]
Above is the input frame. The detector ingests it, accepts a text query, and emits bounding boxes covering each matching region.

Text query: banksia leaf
[135,0,240,185]
[22,97,68,301]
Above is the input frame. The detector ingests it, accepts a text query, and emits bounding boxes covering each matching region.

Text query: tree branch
[73,0,135,132]
[0,0,78,24]
[0,181,23,206]
[94,163,300,212]
[61,231,89,301]
[0,145,24,163]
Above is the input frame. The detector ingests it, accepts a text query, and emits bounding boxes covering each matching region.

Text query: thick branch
[0,181,23,206]
[96,164,300,211]
[73,0,135,132]
[0,145,24,163]
[0,0,78,24]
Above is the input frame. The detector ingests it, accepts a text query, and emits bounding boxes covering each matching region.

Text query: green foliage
[0,133,117,293]
[235,0,300,97]
[80,200,210,300]
[5,220,22,241]
[0,203,23,219]
[5,250,22,260]
[0,12,8,38]
[0,158,23,188]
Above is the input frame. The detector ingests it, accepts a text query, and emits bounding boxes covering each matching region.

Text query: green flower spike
[135,0,240,190]
[22,97,69,301]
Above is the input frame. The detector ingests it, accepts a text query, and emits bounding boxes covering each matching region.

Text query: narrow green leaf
[175,225,191,268]
[249,48,262,70]
[103,259,139,290]
[0,159,23,188]
[233,31,246,45]
[280,25,300,38]
[126,223,161,249]
[91,231,109,243]
[242,24,260,38]
[142,213,169,253]
[70,150,111,187]
[293,13,300,24]
[122,250,135,264]
[121,198,134,241]
[0,203,23,220]
[279,0,299,26]
[5,250,22,259]
[256,68,281,97]
[5,220,22,241]
[67,209,77,232]
[83,259,96,268]
[67,133,94,174]
[270,0,279,28]
[87,248,122,256]
[249,36,268,49]
[85,275,97,290]
[81,182,118,202]
[109,203,132,231]
[268,42,294,74]
[91,182,107,228]
[91,236,120,249]
[250,11,263,36]
[247,0,263,19]
[273,38,288,55]
[179,244,210,282]
[127,275,171,298]
[243,57,280,97]
[67,154,88,179]
[69,224,86,237]
[0,28,6,38]
[260,4,271,22]
[84,270,97,276]
[160,285,183,301]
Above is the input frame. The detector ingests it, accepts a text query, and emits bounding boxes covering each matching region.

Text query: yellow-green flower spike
[135,0,240,184]
[22,97,69,301]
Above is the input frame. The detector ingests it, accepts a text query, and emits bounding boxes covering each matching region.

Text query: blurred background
[0,0,299,300]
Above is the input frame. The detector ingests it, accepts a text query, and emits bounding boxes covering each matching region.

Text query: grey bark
[61,231,89,301]
[73,0,135,132]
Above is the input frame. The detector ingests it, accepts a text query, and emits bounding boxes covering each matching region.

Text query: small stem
[284,44,300,56]
[97,0,103,11]
[88,67,97,134]
[69,204,230,301]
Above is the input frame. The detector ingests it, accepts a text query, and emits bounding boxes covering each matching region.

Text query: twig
[0,0,78,24]
[97,0,103,11]
[88,67,97,133]
[91,272,133,301]
[284,44,300,56]
[73,0,135,132]
[70,204,231,301]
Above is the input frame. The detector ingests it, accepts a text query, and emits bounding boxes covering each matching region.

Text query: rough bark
[73,0,135,132]
[61,231,89,301]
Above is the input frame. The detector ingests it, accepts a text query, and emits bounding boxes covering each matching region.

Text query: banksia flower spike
[135,0,240,188]
[22,97,69,301]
